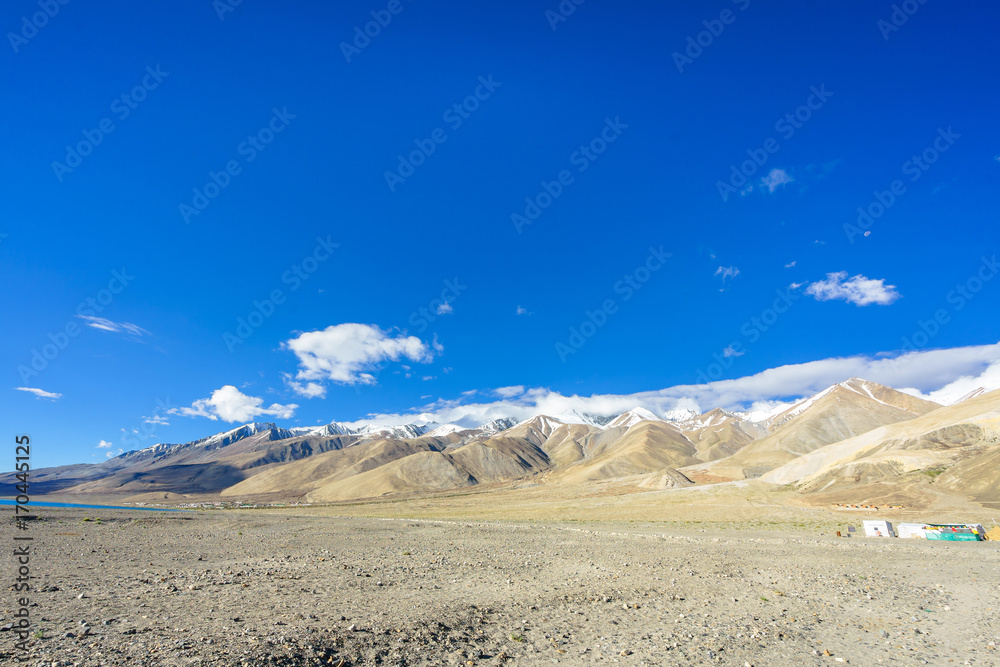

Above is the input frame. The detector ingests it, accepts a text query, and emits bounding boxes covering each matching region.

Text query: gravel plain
[3,508,1000,666]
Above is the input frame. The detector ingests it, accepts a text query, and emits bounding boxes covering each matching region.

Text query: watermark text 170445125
[12,434,33,656]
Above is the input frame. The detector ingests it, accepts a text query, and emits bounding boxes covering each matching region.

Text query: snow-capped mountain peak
[607,407,662,430]
[426,423,465,437]
[353,423,429,440]
[288,421,355,438]
[662,408,698,422]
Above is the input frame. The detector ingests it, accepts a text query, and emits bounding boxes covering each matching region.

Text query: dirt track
[3,509,1000,665]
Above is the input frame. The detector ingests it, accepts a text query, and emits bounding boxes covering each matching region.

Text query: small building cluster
[858,520,1000,541]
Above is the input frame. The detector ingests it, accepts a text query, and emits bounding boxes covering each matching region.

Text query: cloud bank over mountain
[342,343,1000,429]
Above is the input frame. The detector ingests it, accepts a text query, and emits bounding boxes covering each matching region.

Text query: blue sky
[3,0,999,467]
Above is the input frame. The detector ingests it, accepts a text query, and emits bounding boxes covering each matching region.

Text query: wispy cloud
[96,439,113,449]
[436,302,454,315]
[722,345,745,358]
[76,315,149,336]
[282,377,327,399]
[516,305,528,316]
[169,385,297,423]
[761,168,794,193]
[784,261,797,268]
[715,266,740,281]
[16,387,62,400]
[805,271,901,306]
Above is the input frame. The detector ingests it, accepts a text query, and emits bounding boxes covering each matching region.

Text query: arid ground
[4,494,999,666]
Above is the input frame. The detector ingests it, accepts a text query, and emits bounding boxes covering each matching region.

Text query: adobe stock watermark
[408,278,466,333]
[716,84,833,201]
[384,75,501,192]
[843,126,959,243]
[340,0,413,63]
[556,246,670,362]
[878,0,929,41]
[893,255,997,357]
[7,0,70,54]
[17,268,135,383]
[223,236,339,352]
[672,0,751,73]
[179,107,295,224]
[51,65,169,182]
[512,117,628,234]
[695,286,800,383]
[545,0,586,30]
[213,0,245,21]
[119,397,176,450]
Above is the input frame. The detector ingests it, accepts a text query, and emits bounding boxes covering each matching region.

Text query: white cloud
[169,385,298,423]
[96,440,113,449]
[282,376,328,399]
[436,302,454,315]
[900,358,1000,404]
[715,266,740,281]
[16,387,62,400]
[284,323,439,390]
[789,282,805,289]
[143,414,170,426]
[761,168,794,193]
[784,261,797,268]
[722,345,745,358]
[805,271,901,306]
[516,305,528,316]
[338,343,1000,431]
[76,315,149,336]
[494,385,526,398]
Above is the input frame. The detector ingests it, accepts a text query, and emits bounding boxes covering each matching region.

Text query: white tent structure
[862,520,895,538]
[897,523,929,539]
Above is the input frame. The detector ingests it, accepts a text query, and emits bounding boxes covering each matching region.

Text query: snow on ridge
[426,423,465,437]
[608,407,663,430]
[772,385,837,423]
[663,408,698,422]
